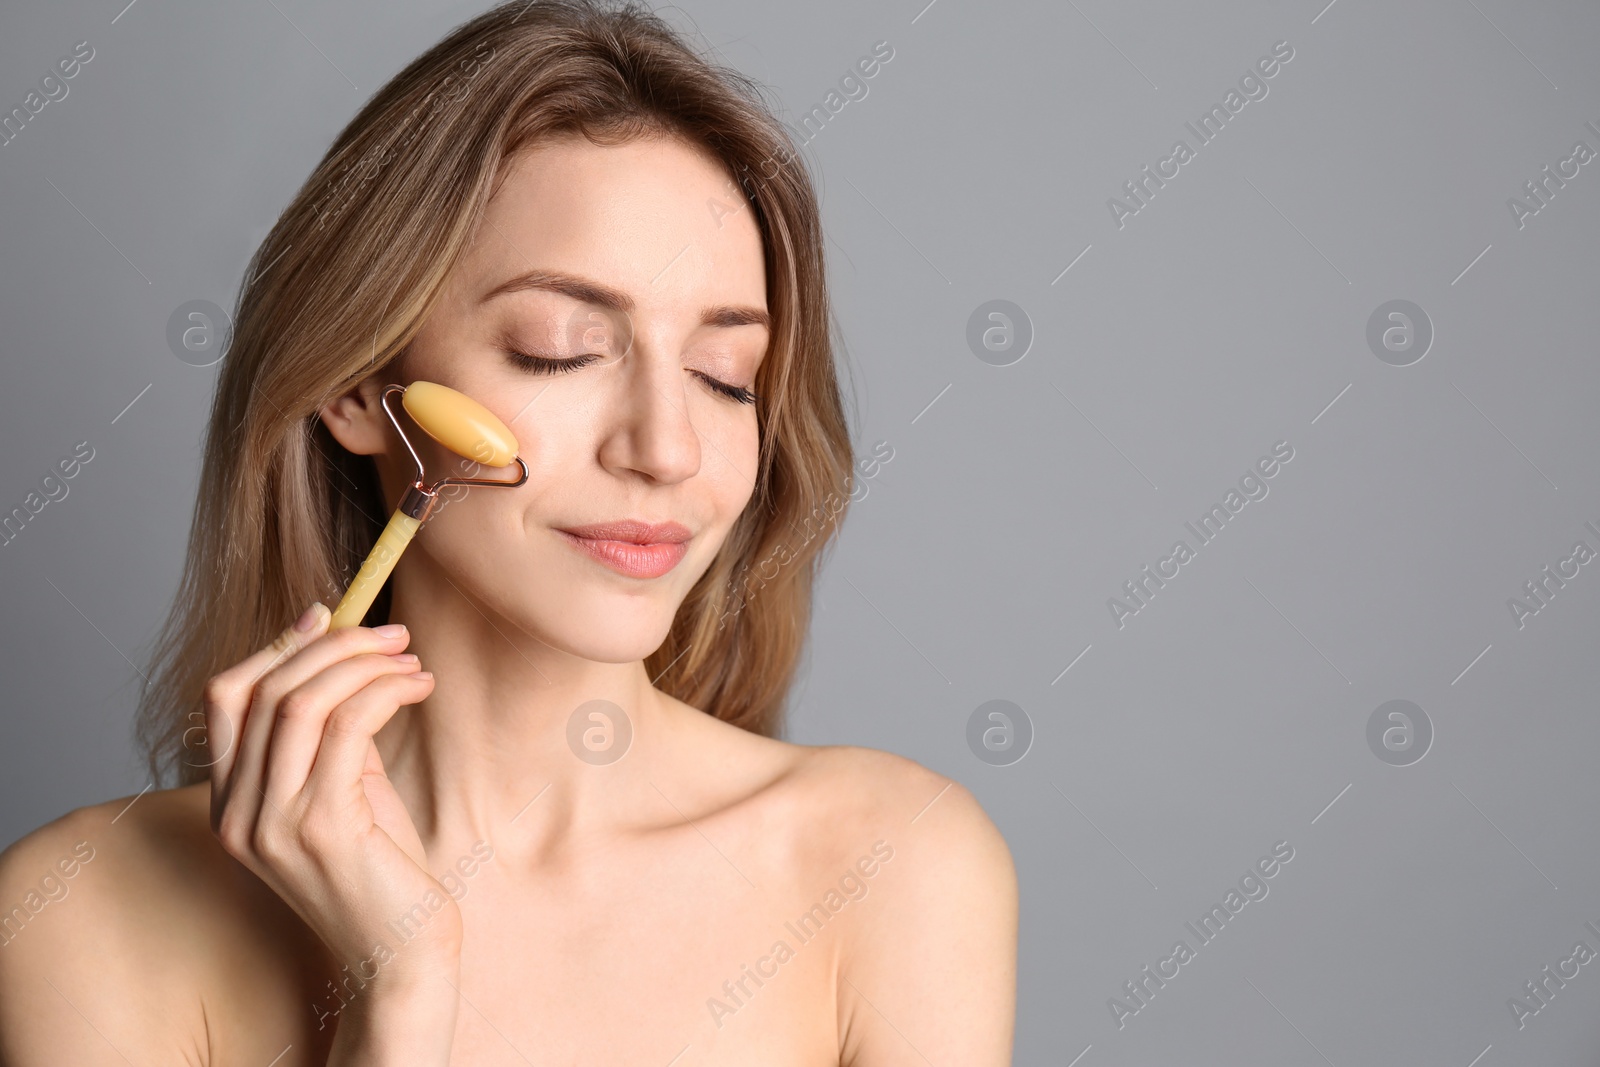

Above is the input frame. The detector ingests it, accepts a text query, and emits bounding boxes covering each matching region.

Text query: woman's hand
[202,602,460,1060]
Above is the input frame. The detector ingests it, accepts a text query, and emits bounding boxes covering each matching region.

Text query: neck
[373,554,668,856]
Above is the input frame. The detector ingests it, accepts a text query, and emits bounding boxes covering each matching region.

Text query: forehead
[456,131,767,313]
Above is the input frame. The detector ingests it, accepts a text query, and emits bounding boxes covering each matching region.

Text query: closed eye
[505,349,758,405]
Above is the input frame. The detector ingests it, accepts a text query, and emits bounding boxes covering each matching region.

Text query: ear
[318,374,392,456]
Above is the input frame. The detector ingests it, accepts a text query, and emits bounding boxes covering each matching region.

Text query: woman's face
[356,132,769,662]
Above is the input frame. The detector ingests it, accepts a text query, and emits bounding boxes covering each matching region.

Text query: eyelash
[506,349,759,405]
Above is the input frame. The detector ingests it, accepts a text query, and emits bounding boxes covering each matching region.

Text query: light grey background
[3,0,1599,1062]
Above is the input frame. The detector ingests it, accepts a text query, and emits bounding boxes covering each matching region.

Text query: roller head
[401,380,519,467]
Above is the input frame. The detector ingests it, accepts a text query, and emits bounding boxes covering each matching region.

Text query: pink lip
[554,519,692,579]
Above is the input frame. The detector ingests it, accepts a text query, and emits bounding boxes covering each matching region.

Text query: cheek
[421,478,528,549]
[697,404,761,501]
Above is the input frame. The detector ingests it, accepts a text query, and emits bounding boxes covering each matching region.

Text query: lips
[556,519,692,544]
[554,519,692,579]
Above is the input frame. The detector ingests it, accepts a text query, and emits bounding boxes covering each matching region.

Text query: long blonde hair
[137,0,855,786]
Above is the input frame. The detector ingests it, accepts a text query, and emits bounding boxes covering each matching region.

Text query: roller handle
[329,508,423,630]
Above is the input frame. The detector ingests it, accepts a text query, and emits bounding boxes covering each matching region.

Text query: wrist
[327,974,461,1065]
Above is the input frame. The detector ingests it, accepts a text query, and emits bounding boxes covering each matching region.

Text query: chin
[535,607,679,664]
[495,570,686,664]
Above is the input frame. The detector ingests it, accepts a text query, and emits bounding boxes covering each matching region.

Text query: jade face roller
[329,380,528,630]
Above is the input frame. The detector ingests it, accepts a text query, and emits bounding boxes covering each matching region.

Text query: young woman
[0,2,1016,1062]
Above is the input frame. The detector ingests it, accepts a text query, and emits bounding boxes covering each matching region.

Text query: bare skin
[0,132,1016,1066]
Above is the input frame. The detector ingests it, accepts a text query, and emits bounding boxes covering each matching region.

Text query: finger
[259,652,427,803]
[226,622,413,817]
[304,671,435,800]
[205,601,332,803]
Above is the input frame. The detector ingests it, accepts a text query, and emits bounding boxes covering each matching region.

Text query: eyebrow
[481,267,770,332]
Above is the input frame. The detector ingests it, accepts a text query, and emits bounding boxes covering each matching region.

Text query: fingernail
[294,603,326,633]
[374,623,408,638]
[393,653,419,664]
[410,670,433,680]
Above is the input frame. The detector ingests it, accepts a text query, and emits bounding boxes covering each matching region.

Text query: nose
[594,339,703,486]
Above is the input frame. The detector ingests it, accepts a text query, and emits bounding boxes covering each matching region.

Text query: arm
[0,812,160,1065]
[203,602,462,1065]
[0,813,460,1067]
[0,602,465,1066]
[0,606,466,1066]
[837,780,1018,1067]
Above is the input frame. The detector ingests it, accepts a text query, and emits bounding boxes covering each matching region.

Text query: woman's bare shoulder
[0,782,228,902]
[0,783,235,1061]
[688,721,1014,891]
[781,743,1014,876]
[0,782,223,932]
[779,746,1019,1064]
